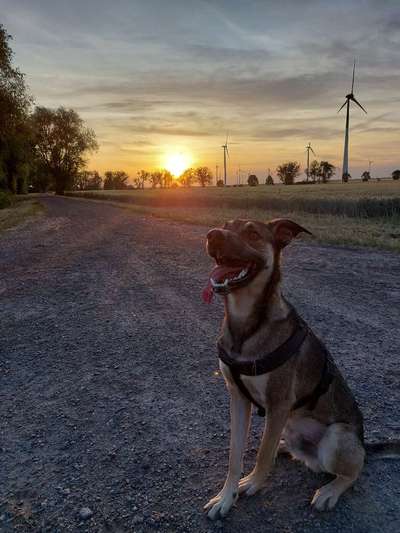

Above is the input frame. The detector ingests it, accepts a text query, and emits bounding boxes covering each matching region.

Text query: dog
[203,218,365,520]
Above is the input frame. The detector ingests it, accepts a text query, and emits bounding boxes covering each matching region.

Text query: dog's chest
[220,361,269,408]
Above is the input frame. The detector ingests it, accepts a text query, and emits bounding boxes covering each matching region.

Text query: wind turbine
[338,60,367,182]
[221,133,230,186]
[305,142,316,182]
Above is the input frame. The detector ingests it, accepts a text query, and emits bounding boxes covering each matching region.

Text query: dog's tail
[365,439,400,460]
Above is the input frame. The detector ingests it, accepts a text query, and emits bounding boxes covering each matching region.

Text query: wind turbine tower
[338,60,367,182]
[221,134,229,185]
[305,142,316,182]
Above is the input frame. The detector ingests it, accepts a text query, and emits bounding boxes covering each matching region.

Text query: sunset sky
[2,0,400,182]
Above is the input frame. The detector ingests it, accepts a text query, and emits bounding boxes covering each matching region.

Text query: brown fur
[204,218,365,520]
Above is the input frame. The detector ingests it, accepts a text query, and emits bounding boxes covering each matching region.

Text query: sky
[1,0,400,182]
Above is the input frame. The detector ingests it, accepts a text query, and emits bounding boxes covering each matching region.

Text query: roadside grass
[0,198,44,232]
[64,194,400,252]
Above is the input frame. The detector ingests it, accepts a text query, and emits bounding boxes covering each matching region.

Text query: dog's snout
[207,229,224,244]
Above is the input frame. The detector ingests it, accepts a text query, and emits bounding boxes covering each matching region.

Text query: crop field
[66,180,400,251]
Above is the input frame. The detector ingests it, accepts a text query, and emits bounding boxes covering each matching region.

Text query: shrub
[265,175,274,185]
[392,170,400,181]
[0,191,12,209]
[216,179,224,187]
[248,174,259,186]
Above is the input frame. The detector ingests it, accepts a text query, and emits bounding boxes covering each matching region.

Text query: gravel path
[1,196,399,532]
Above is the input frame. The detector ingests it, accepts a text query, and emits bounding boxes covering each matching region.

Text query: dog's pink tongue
[202,264,244,304]
[202,280,214,304]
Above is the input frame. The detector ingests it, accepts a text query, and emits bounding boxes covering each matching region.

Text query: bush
[392,170,400,181]
[248,174,259,186]
[0,191,12,209]
[216,179,224,187]
[265,175,274,185]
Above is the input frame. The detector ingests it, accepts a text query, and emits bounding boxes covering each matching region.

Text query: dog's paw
[311,483,340,511]
[238,471,266,496]
[204,488,238,520]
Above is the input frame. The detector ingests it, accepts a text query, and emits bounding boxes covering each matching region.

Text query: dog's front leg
[204,384,251,520]
[239,407,289,496]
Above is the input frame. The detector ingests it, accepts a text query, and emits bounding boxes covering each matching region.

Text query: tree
[103,170,129,190]
[247,174,259,186]
[276,161,301,185]
[309,160,320,183]
[361,170,371,182]
[74,170,102,190]
[134,170,149,189]
[216,179,224,187]
[179,167,195,187]
[195,166,212,187]
[265,174,274,185]
[392,170,400,181]
[160,168,173,188]
[149,170,162,188]
[0,24,33,193]
[342,173,351,183]
[319,161,335,183]
[31,106,98,194]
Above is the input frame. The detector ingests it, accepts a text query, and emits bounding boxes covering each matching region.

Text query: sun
[164,152,192,177]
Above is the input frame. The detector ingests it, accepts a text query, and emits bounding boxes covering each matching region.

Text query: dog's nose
[207,229,224,244]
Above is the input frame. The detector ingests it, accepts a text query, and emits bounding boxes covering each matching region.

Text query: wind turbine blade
[310,147,316,156]
[350,95,367,114]
[226,147,230,159]
[226,131,229,144]
[337,100,347,113]
[351,59,356,93]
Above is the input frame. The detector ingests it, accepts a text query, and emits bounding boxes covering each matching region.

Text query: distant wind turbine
[305,142,316,182]
[222,133,230,185]
[338,60,367,182]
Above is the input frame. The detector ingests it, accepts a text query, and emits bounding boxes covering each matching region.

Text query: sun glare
[164,152,192,177]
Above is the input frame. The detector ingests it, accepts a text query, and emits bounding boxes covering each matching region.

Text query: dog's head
[205,218,311,296]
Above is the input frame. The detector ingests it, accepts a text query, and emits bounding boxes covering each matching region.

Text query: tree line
[0,24,98,196]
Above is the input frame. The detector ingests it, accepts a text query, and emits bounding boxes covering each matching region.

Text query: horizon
[2,0,400,182]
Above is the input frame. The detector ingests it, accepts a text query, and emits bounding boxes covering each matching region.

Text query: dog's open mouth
[210,258,257,291]
[202,257,259,302]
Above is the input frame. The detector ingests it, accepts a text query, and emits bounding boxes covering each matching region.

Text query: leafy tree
[149,170,162,188]
[319,161,335,183]
[309,160,320,183]
[161,168,173,188]
[74,170,102,190]
[0,24,33,193]
[179,167,195,187]
[247,174,259,186]
[342,172,351,183]
[103,170,129,190]
[265,174,274,185]
[31,106,98,194]
[134,170,149,189]
[216,179,224,187]
[276,161,301,185]
[195,166,212,187]
[361,170,371,182]
[392,170,400,181]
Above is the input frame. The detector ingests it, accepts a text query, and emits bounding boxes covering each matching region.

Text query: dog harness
[217,318,334,417]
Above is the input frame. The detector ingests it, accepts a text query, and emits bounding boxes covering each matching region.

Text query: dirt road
[1,196,399,532]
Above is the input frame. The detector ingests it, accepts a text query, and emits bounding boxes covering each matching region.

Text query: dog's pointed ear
[268,218,312,248]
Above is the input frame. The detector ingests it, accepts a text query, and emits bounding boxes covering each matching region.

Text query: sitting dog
[203,218,365,520]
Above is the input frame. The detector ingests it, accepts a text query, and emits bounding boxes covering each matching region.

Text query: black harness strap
[218,321,333,417]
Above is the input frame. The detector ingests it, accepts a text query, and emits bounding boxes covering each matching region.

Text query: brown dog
[203,218,365,520]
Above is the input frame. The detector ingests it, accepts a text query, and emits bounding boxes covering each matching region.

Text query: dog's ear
[268,218,312,248]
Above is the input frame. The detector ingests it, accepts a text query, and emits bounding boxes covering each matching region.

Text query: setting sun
[164,152,192,177]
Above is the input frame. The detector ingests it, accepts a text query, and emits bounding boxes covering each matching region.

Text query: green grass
[65,183,400,252]
[0,198,44,231]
